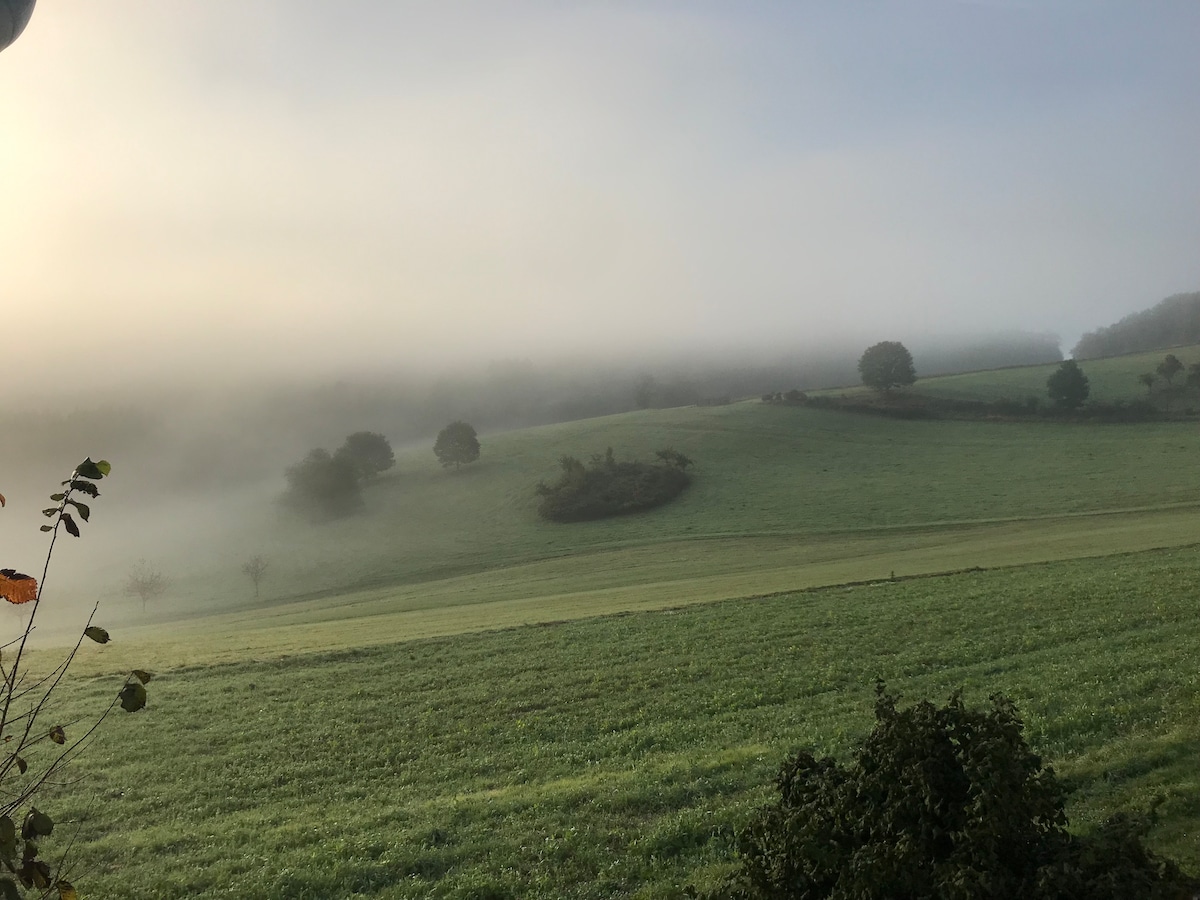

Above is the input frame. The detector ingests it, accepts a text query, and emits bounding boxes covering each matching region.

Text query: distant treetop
[858,341,917,393]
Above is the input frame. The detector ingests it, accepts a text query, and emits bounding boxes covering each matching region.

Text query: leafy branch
[0,459,149,898]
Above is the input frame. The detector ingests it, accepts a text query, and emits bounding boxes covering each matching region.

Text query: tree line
[1073,291,1200,359]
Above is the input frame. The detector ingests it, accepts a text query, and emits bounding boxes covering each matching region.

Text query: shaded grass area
[48,547,1200,898]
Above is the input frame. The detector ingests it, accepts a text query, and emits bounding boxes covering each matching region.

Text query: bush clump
[692,684,1197,900]
[536,447,693,522]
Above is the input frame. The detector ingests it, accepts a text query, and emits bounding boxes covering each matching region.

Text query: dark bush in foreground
[536,447,692,522]
[693,684,1197,900]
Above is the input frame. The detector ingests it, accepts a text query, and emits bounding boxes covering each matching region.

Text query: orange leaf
[0,570,37,605]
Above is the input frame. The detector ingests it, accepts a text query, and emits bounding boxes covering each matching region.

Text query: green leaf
[49,493,64,502]
[41,508,57,518]
[0,877,19,900]
[48,726,65,745]
[68,480,98,498]
[21,809,52,840]
[119,682,147,712]
[13,756,26,775]
[66,500,89,522]
[61,514,79,538]
[39,525,52,532]
[74,458,109,480]
[19,859,50,890]
[0,816,17,863]
[84,626,110,644]
[132,669,152,684]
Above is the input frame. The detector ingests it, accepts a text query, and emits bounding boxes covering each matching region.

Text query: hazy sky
[3,1,1198,388]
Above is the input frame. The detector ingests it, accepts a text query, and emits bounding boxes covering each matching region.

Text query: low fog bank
[0,331,1060,629]
[2,331,1061,489]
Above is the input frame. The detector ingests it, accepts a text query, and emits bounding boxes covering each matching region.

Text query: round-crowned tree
[433,421,480,470]
[1047,359,1090,409]
[283,448,363,519]
[334,431,395,482]
[858,341,916,393]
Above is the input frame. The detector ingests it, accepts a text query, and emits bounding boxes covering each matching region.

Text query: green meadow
[23,353,1200,897]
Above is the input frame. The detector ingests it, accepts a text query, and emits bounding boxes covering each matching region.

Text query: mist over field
[7,4,1200,895]
[3,2,1199,394]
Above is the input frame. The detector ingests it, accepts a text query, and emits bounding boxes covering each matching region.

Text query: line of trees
[1073,291,1200,359]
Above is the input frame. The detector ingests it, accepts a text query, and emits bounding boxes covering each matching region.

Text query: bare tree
[241,554,268,599]
[125,559,168,612]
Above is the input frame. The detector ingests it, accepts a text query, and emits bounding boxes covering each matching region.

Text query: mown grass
[45,548,1200,898]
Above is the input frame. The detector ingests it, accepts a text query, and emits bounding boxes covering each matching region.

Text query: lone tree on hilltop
[283,448,363,520]
[858,341,916,393]
[1047,358,1090,409]
[1157,353,1183,385]
[334,431,394,482]
[434,421,480,470]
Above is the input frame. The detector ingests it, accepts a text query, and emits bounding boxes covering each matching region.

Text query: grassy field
[47,548,1200,899]
[11,356,1200,898]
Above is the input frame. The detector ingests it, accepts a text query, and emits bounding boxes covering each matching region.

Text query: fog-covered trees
[283,448,363,520]
[125,559,169,612]
[857,341,916,393]
[1156,353,1183,385]
[434,421,481,470]
[334,431,394,482]
[1046,359,1090,409]
[1073,291,1200,359]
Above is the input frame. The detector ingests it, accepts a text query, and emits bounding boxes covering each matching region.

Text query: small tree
[1187,362,1200,389]
[283,448,363,520]
[1,459,150,899]
[1046,359,1090,409]
[1138,372,1157,395]
[857,341,916,393]
[240,555,268,599]
[433,421,480,470]
[696,684,1197,900]
[125,559,168,613]
[1157,353,1183,385]
[333,431,394,482]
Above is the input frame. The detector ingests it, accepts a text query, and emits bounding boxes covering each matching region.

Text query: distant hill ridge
[1074,291,1200,359]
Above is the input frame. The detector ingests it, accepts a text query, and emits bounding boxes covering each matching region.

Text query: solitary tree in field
[433,421,480,470]
[1157,353,1183,385]
[125,559,169,613]
[334,431,394,482]
[1046,359,1089,409]
[241,554,268,599]
[858,341,916,393]
[1138,372,1157,395]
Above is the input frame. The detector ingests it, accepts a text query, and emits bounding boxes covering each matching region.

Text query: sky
[3,1,1199,390]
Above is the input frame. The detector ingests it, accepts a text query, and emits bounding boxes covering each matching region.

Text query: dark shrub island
[536,447,693,522]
